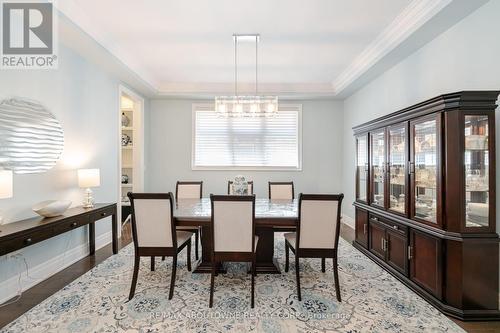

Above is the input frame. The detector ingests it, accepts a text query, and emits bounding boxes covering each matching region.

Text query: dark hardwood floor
[0,221,499,332]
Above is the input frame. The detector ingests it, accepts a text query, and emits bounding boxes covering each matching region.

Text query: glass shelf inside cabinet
[465,115,489,228]
[356,135,368,202]
[414,120,437,223]
[371,130,385,207]
[389,126,406,213]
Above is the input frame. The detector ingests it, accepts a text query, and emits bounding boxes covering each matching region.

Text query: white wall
[342,0,500,220]
[147,99,343,197]
[0,44,121,302]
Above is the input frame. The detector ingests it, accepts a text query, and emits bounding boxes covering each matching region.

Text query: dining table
[174,198,298,274]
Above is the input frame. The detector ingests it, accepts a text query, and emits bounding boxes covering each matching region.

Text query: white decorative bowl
[33,200,72,218]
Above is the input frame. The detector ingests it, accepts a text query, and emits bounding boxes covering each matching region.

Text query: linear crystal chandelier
[215,34,278,118]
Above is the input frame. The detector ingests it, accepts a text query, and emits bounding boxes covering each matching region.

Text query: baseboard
[342,214,355,229]
[0,231,112,304]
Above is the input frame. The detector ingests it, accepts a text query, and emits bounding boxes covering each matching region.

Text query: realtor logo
[1,0,58,69]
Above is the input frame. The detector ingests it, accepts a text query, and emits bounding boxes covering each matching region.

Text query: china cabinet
[353,91,499,321]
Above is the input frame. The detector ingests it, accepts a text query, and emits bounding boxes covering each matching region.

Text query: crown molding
[156,82,336,99]
[332,0,455,95]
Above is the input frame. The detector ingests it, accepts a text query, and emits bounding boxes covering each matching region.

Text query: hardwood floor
[0,221,499,332]
[0,223,132,329]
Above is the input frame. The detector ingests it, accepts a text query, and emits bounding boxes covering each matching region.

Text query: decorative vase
[121,174,129,184]
[121,112,130,127]
[121,133,131,146]
[233,175,248,195]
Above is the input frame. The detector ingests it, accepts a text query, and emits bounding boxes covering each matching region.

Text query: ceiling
[56,0,488,98]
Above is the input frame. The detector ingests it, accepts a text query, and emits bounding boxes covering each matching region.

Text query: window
[192,103,302,170]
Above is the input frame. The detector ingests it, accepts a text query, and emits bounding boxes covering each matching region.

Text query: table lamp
[0,170,13,225]
[78,169,100,208]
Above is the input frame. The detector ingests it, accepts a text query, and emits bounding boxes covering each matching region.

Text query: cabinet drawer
[370,214,407,235]
[90,206,115,221]
[53,215,90,234]
[0,227,54,256]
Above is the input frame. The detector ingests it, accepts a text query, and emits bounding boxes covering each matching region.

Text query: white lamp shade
[78,169,100,188]
[0,170,13,199]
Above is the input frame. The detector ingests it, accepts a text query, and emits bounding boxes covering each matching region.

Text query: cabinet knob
[392,225,398,230]
[101,212,106,217]
[71,222,77,227]
[25,238,32,244]
[372,217,378,222]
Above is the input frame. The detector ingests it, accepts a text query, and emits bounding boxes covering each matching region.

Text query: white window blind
[192,104,302,170]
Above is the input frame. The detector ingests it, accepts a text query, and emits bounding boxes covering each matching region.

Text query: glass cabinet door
[464,115,490,228]
[371,129,386,208]
[388,124,407,214]
[411,117,439,224]
[356,134,369,203]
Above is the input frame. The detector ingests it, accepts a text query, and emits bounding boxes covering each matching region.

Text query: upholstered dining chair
[209,194,258,308]
[269,181,296,232]
[227,180,254,195]
[269,181,294,200]
[284,193,344,302]
[175,181,202,260]
[127,192,193,300]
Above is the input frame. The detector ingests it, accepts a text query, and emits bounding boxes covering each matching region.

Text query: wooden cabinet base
[353,239,500,321]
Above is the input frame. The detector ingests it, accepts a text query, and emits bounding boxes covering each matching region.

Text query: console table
[0,203,118,257]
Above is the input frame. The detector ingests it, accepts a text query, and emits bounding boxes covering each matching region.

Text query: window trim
[191,103,303,171]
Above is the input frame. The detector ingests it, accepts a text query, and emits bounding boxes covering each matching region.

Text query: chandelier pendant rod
[255,35,258,96]
[234,35,238,97]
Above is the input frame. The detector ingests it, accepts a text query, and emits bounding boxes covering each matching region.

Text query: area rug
[1,235,463,332]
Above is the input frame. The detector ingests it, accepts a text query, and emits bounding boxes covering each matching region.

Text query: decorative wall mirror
[0,98,64,174]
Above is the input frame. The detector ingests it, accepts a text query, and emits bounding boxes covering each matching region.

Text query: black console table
[0,203,118,257]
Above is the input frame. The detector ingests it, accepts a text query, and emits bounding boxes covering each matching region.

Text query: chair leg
[195,230,199,260]
[333,258,341,302]
[295,256,301,301]
[321,257,326,273]
[251,256,256,308]
[209,260,216,308]
[187,240,192,271]
[169,255,177,300]
[128,255,140,300]
[284,241,289,272]
[150,256,155,271]
[162,256,165,261]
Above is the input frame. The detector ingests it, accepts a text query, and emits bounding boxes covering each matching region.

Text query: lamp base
[83,188,95,208]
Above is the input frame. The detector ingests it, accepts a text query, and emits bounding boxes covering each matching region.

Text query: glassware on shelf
[464,115,489,228]
[371,130,385,207]
[413,119,437,223]
[356,135,368,202]
[389,125,406,213]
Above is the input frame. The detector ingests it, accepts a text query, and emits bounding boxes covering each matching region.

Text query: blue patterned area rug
[2,236,463,332]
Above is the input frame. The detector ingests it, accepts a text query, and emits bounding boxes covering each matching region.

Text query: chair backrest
[227,180,254,195]
[297,193,344,249]
[128,192,176,248]
[269,181,294,200]
[176,181,203,200]
[210,195,255,253]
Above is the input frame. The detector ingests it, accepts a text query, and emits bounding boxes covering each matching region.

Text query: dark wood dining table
[174,198,297,274]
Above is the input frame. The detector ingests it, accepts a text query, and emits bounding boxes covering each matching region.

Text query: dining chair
[175,181,202,260]
[284,193,344,302]
[127,192,193,300]
[269,181,296,232]
[227,180,254,195]
[209,194,257,308]
[269,181,294,200]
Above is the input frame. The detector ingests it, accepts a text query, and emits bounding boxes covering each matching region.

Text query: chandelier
[215,34,278,117]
